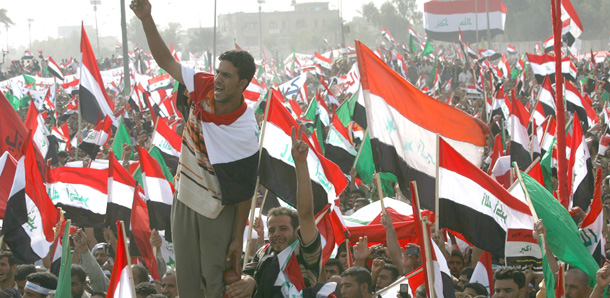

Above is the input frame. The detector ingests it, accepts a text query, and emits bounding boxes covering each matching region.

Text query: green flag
[5,90,21,111]
[540,138,555,193]
[314,118,325,154]
[303,97,318,132]
[428,58,437,86]
[421,39,434,57]
[22,74,36,88]
[519,171,600,287]
[335,91,357,127]
[112,118,133,160]
[409,34,417,54]
[54,220,72,297]
[602,91,610,104]
[355,133,374,185]
[149,146,174,182]
[133,166,143,186]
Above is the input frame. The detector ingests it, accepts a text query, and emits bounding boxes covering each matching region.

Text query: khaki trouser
[171,197,235,298]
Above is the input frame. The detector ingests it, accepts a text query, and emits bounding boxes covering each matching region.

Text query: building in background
[219,1,341,59]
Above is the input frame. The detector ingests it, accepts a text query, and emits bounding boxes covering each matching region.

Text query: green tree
[359,0,422,44]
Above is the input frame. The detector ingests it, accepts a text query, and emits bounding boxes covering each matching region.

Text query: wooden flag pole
[345,237,352,269]
[422,216,436,298]
[257,189,269,218]
[352,128,369,168]
[375,172,386,211]
[434,133,440,231]
[411,180,436,298]
[243,90,273,269]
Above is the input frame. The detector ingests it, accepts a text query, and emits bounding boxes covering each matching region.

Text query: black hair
[341,267,372,293]
[135,282,157,296]
[0,251,16,267]
[464,282,489,296]
[494,266,526,289]
[382,264,400,282]
[459,267,474,279]
[26,272,58,291]
[324,259,345,275]
[15,264,37,281]
[450,250,465,263]
[218,50,256,89]
[71,264,87,283]
[336,242,354,258]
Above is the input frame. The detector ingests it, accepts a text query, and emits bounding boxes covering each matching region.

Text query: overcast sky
[2,0,425,50]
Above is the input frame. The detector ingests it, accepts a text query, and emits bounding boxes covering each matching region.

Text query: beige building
[218,2,342,59]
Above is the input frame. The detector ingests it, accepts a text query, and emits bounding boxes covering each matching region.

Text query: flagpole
[257,189,269,218]
[435,133,440,231]
[539,116,552,151]
[243,89,273,269]
[351,128,369,168]
[411,180,436,298]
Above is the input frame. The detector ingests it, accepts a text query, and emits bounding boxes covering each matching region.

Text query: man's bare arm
[292,126,317,246]
[130,0,183,85]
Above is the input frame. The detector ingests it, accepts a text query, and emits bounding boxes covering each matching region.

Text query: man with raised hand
[226,126,322,297]
[130,1,258,297]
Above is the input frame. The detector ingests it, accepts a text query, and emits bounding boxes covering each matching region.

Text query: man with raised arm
[226,126,322,297]
[130,1,259,297]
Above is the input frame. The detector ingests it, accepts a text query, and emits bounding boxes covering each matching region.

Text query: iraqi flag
[152,118,181,173]
[78,115,112,159]
[79,23,116,126]
[324,114,357,174]
[0,92,31,159]
[507,45,517,54]
[423,0,506,43]
[566,114,594,211]
[2,137,57,264]
[46,56,64,81]
[579,168,605,265]
[355,40,488,210]
[198,99,259,206]
[106,154,135,231]
[259,89,348,214]
[137,146,174,232]
[537,77,556,118]
[510,98,533,170]
[565,80,590,132]
[560,0,583,45]
[106,221,137,298]
[526,53,577,83]
[47,166,108,227]
[438,137,533,255]
[24,99,51,159]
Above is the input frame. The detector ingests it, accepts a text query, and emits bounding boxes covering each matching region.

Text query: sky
[2,0,425,50]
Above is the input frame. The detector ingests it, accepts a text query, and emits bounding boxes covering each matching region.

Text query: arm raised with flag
[130,0,183,85]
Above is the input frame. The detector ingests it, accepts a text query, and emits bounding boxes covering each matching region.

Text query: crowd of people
[1,0,610,297]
